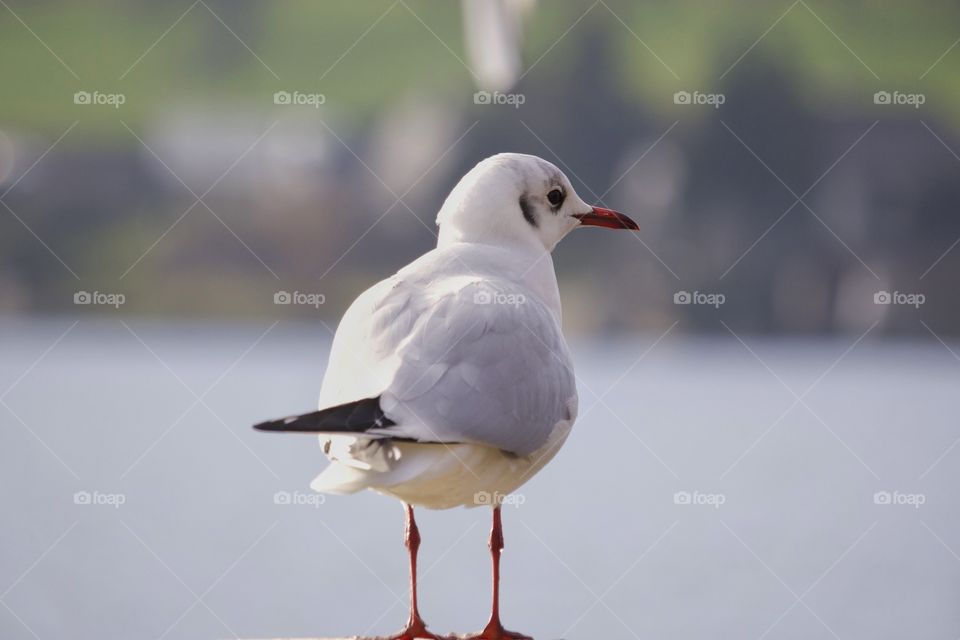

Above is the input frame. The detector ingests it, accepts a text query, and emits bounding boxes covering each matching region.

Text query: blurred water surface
[1,318,958,639]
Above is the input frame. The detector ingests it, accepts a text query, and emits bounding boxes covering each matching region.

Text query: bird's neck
[437,241,563,323]
[516,250,564,323]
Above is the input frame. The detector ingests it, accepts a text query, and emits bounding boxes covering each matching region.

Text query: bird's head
[436,153,637,252]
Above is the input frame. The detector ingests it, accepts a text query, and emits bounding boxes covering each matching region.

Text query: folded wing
[318,271,577,456]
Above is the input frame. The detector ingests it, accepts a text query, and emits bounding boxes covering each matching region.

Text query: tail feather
[310,463,372,495]
[253,396,395,434]
[310,439,451,495]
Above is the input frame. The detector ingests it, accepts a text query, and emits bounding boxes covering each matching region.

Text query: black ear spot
[519,194,538,228]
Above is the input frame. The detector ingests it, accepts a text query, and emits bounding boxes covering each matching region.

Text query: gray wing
[371,277,577,456]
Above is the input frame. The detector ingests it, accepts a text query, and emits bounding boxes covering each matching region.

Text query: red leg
[385,504,441,640]
[466,506,532,640]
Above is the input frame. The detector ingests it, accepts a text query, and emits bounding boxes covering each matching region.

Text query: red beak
[574,207,639,230]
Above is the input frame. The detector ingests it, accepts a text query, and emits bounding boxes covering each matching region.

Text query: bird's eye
[547,189,564,207]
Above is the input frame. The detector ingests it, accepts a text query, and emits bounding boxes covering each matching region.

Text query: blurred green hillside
[2,0,959,334]
[1,2,958,130]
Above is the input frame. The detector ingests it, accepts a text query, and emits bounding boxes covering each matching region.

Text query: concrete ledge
[242,636,488,640]
[241,635,555,640]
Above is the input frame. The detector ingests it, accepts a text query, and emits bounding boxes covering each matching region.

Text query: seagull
[255,153,638,640]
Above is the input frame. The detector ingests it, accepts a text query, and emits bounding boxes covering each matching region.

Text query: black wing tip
[252,419,287,432]
[252,413,323,433]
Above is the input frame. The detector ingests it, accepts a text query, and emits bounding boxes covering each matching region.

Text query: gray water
[1,318,958,640]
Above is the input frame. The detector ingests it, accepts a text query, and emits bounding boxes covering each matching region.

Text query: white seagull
[255,153,638,640]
